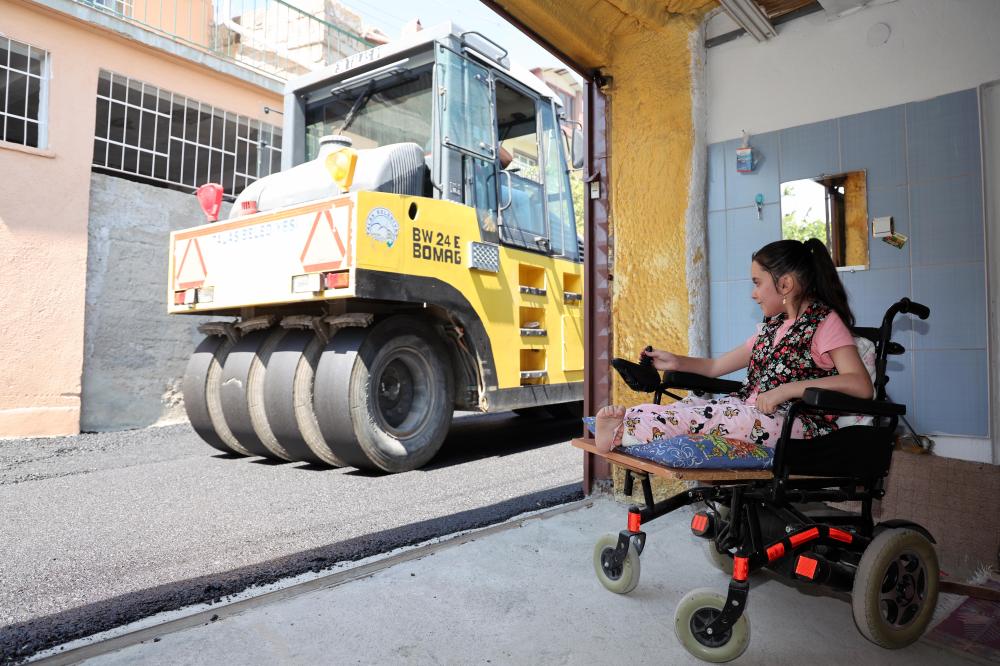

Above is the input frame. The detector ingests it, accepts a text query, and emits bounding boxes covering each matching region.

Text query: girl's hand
[642,347,681,372]
[755,385,790,415]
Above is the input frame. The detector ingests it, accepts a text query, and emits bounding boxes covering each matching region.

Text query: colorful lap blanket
[582,416,773,470]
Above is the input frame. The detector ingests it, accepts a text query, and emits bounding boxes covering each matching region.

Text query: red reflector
[627,511,641,533]
[324,271,350,289]
[691,513,709,535]
[766,543,786,562]
[733,556,749,582]
[173,291,187,305]
[240,200,258,215]
[789,527,820,548]
[795,555,819,580]
[195,183,223,222]
[829,528,853,543]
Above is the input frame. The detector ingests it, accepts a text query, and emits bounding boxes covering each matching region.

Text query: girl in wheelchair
[595,238,874,454]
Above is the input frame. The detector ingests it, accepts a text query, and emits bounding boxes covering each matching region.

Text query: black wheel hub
[600,547,623,580]
[879,551,927,628]
[690,607,733,648]
[377,360,415,428]
[371,350,433,438]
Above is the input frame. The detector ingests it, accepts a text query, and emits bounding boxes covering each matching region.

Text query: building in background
[0,0,373,437]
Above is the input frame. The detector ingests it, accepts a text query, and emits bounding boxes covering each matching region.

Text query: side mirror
[570,126,584,170]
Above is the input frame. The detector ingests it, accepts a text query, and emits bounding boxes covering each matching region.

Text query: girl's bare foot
[595,405,626,453]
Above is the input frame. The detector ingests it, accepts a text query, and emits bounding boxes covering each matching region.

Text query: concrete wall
[81,174,231,431]
[0,0,280,437]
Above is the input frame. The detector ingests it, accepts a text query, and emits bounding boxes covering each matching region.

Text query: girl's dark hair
[752,238,855,327]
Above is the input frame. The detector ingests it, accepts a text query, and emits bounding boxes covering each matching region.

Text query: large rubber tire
[182,335,251,456]
[246,328,296,461]
[593,533,641,594]
[263,330,345,466]
[314,316,454,473]
[674,588,751,663]
[219,329,289,460]
[852,528,939,649]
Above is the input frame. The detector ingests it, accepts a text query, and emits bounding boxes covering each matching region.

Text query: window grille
[92,70,282,199]
[1,37,49,149]
[80,0,133,17]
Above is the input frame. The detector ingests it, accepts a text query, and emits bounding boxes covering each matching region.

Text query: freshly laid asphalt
[37,498,973,666]
[0,412,583,662]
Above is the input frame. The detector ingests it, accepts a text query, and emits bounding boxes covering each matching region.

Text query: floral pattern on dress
[737,300,839,438]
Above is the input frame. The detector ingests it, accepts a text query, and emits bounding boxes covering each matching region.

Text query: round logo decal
[365,207,399,248]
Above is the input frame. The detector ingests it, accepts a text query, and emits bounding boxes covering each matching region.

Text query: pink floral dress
[615,302,841,449]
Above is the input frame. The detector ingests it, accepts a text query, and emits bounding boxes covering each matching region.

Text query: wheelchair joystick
[640,345,653,367]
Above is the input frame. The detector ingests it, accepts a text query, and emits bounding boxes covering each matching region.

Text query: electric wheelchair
[576,298,938,662]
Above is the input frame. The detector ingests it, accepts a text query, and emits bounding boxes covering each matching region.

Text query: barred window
[80,0,133,17]
[1,37,49,148]
[92,70,281,199]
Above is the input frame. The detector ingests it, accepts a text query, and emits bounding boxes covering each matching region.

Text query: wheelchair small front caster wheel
[592,533,641,594]
[674,588,751,663]
[852,528,939,648]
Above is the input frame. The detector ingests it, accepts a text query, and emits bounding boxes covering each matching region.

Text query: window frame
[1,37,50,150]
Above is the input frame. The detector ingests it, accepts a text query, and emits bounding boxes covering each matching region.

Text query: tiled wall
[707,89,988,437]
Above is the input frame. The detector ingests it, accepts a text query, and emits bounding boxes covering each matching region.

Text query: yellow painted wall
[604,19,700,405]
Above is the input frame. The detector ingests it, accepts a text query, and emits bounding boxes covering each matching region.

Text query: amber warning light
[196,183,224,222]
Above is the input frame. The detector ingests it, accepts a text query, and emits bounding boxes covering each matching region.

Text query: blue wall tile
[779,119,840,182]
[726,204,781,279]
[841,105,907,189]
[883,350,914,418]
[911,262,987,350]
[706,89,989,439]
[726,279,763,354]
[708,211,727,281]
[867,186,911,269]
[710,281,729,355]
[913,349,988,436]
[906,89,981,183]
[725,132,780,209]
[909,176,985,266]
[708,142,726,212]
[842,267,912,329]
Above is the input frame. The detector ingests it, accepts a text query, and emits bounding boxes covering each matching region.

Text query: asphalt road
[0,412,584,662]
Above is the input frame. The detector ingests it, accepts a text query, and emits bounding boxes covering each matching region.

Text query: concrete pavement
[35,497,973,665]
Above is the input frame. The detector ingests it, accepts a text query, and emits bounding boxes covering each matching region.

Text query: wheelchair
[588,298,938,662]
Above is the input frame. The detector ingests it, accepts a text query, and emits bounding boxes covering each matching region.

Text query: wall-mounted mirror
[780,170,869,270]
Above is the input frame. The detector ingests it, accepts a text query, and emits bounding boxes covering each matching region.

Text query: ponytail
[752,239,855,328]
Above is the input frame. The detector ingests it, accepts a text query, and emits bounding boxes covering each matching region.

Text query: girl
[594,238,873,454]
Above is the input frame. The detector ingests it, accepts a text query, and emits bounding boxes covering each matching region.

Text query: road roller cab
[168,24,585,473]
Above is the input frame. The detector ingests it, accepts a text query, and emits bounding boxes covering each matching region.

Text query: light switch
[872,216,893,238]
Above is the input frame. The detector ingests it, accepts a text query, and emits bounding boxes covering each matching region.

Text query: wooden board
[571,438,774,481]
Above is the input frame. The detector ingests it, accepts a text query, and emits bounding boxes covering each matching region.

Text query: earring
[782,296,787,305]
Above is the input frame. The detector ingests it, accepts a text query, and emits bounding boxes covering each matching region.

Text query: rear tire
[263,330,344,465]
[315,316,453,473]
[852,528,939,648]
[220,330,289,460]
[183,335,250,456]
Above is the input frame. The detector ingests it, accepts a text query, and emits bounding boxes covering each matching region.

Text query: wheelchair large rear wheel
[674,588,751,663]
[852,527,939,648]
[593,533,640,594]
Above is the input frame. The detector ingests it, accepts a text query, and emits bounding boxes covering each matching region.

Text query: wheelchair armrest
[801,388,905,417]
[661,371,742,395]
